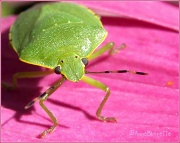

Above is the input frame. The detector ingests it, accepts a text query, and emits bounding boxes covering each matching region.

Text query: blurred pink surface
[72,1,179,31]
[1,1,179,142]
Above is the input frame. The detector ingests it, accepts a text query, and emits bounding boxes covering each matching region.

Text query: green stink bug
[8,2,147,137]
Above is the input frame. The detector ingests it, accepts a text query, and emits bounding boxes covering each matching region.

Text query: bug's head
[54,53,88,82]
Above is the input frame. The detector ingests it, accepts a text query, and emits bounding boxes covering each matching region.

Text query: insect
[9,2,147,137]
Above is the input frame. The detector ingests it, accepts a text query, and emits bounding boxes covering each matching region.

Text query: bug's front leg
[25,77,66,138]
[95,87,117,123]
[39,95,58,137]
[81,75,117,123]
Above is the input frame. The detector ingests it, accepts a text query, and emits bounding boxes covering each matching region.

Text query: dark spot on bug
[28,100,35,106]
[61,60,64,63]
[75,56,78,58]
[82,58,88,66]
[135,71,148,75]
[61,74,66,79]
[54,66,61,74]
[25,100,35,109]
[50,86,55,90]
[39,92,47,98]
[105,71,111,73]
[117,70,127,73]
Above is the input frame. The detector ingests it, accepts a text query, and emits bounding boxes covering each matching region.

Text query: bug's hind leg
[88,42,126,61]
[25,77,66,138]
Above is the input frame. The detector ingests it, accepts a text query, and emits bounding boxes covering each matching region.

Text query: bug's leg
[88,42,126,61]
[25,77,66,138]
[3,70,54,90]
[81,75,117,123]
[109,43,126,55]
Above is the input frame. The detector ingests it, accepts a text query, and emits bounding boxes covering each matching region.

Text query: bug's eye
[82,58,88,66]
[54,66,61,74]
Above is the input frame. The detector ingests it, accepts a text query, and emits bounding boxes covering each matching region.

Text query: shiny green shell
[9,2,107,81]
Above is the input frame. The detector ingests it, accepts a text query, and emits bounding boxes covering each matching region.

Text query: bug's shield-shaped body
[8,2,124,138]
[10,2,107,81]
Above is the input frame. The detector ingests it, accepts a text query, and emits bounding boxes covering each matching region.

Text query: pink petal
[1,2,178,142]
[70,1,179,31]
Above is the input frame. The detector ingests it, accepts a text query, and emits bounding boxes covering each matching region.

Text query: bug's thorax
[56,53,85,82]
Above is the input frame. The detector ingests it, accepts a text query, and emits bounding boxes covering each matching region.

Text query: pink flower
[1,1,178,142]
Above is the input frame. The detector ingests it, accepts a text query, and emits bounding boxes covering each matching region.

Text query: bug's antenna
[86,70,148,75]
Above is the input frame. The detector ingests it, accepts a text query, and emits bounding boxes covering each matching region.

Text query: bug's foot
[98,116,117,123]
[40,125,56,138]
[1,82,15,90]
[109,43,126,55]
